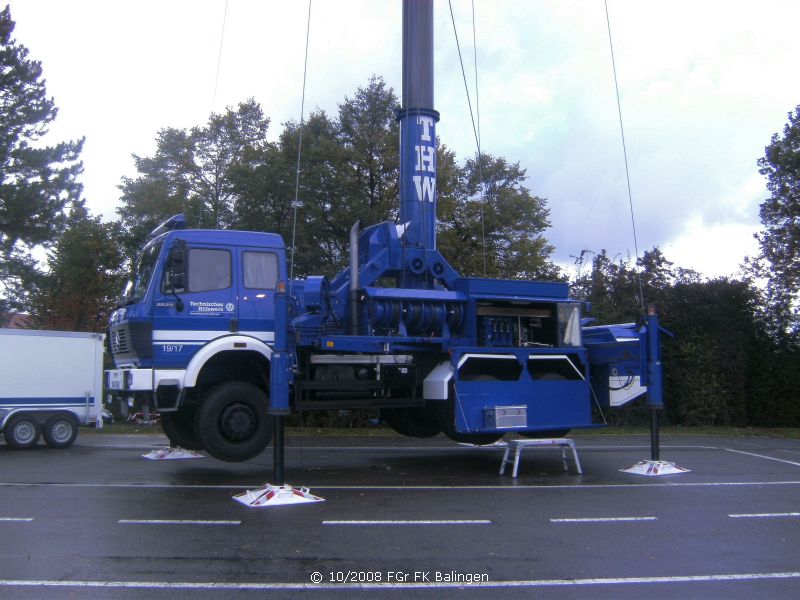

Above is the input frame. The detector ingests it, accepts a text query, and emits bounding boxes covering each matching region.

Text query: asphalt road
[1,429,799,599]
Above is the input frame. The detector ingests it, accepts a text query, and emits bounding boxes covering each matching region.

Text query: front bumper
[106,369,185,411]
[106,368,154,392]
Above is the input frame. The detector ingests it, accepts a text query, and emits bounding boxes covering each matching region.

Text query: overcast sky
[7,0,800,278]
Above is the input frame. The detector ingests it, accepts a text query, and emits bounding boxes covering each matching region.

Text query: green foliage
[437,149,559,279]
[574,246,799,427]
[0,6,84,311]
[754,105,800,342]
[28,206,125,332]
[117,98,273,262]
[118,77,558,280]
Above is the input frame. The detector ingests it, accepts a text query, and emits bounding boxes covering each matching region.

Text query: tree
[0,6,84,314]
[755,105,800,341]
[284,77,400,277]
[28,206,125,331]
[438,150,558,279]
[117,78,559,282]
[117,98,272,259]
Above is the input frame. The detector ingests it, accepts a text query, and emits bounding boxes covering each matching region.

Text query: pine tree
[0,5,84,314]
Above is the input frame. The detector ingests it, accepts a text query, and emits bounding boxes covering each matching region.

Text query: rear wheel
[43,413,79,449]
[520,373,570,439]
[438,378,504,446]
[519,429,571,439]
[5,414,41,449]
[161,409,203,450]
[383,406,442,438]
[195,381,273,462]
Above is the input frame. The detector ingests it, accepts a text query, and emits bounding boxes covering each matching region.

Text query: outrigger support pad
[232,484,325,507]
[621,460,690,477]
[142,447,205,460]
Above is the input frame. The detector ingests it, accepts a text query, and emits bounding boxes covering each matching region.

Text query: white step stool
[499,438,582,477]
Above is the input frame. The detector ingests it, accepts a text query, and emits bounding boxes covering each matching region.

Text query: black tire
[383,406,442,438]
[519,429,571,439]
[161,410,204,450]
[5,414,41,450]
[195,381,273,462]
[43,413,79,449]
[438,380,504,446]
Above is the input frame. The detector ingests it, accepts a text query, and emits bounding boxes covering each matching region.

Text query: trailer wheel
[161,410,204,451]
[43,413,79,449]
[383,406,442,438]
[195,381,273,462]
[5,414,42,450]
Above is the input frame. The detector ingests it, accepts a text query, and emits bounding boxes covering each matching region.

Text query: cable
[471,0,487,277]
[604,0,645,314]
[211,0,229,114]
[448,0,487,275]
[289,0,312,293]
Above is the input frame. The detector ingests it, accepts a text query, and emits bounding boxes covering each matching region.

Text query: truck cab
[107,216,288,460]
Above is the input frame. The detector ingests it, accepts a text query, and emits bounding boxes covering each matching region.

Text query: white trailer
[0,329,105,449]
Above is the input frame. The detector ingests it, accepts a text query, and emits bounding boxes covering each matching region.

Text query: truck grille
[109,322,152,361]
[110,325,131,355]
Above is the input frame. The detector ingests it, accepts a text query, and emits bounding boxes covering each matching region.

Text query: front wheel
[5,414,41,449]
[195,381,273,462]
[161,409,203,450]
[43,413,79,448]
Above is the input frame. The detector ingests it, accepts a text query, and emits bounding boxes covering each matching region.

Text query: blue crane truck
[106,0,661,464]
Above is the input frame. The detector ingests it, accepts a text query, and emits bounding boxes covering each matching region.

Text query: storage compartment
[484,405,527,429]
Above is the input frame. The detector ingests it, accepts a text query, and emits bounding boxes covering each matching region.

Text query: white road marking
[550,516,657,523]
[0,517,33,522]
[729,512,800,519]
[322,519,491,525]
[48,442,725,452]
[118,519,240,526]
[724,448,800,467]
[1,572,800,590]
[2,480,800,490]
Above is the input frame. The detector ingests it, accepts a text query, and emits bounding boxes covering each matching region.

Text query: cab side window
[188,248,231,292]
[243,251,278,289]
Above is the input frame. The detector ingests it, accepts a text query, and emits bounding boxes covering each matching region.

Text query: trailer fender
[183,335,273,389]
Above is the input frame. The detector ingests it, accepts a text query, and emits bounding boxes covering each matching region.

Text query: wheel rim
[50,420,73,443]
[219,402,257,441]
[14,421,36,444]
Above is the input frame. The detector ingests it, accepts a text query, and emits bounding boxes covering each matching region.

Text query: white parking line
[322,520,491,525]
[729,513,800,519]
[724,448,800,467]
[550,517,657,523]
[118,520,241,526]
[1,571,800,590]
[0,517,33,522]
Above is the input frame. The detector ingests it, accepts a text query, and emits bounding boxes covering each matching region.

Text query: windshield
[123,241,163,305]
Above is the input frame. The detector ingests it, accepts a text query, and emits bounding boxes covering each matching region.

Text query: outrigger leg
[232,416,324,507]
[621,306,689,477]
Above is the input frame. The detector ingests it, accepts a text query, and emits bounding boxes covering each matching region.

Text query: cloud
[7,0,800,279]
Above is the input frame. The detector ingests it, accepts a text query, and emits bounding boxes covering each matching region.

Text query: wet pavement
[1,430,799,599]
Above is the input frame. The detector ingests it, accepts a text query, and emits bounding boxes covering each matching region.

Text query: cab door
[236,248,280,345]
[152,243,238,367]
